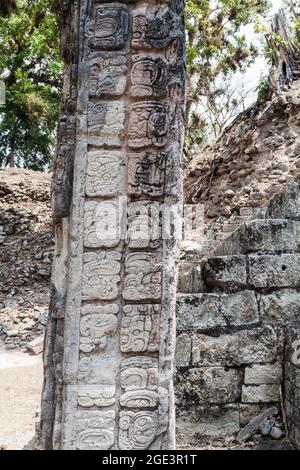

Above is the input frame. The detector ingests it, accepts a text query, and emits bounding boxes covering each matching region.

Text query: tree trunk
[267,8,300,92]
[40,0,186,450]
[7,150,14,168]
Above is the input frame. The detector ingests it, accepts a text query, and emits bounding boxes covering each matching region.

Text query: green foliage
[185,0,270,153]
[0,0,63,170]
[256,75,271,103]
[294,19,300,45]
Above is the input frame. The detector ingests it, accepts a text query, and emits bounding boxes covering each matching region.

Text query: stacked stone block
[176,175,300,446]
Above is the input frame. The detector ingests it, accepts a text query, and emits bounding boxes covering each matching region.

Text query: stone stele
[40,0,186,450]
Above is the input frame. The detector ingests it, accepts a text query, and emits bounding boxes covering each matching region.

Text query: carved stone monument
[40,0,185,450]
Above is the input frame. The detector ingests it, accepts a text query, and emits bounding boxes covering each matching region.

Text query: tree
[0,0,17,17]
[0,0,62,170]
[185,0,271,154]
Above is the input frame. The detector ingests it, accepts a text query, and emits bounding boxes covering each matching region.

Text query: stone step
[176,290,260,333]
[202,253,300,292]
[178,249,300,294]
[214,219,300,256]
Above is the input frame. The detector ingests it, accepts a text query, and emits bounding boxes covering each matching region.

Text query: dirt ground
[0,348,43,450]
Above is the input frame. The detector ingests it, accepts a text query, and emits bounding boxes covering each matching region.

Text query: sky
[240,0,284,105]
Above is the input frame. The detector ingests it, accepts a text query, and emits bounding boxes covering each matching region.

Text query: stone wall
[176,175,300,447]
[184,80,300,253]
[285,327,300,449]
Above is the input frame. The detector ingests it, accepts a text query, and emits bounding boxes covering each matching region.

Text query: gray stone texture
[41,0,186,451]
[248,254,300,288]
[191,326,279,367]
[177,366,242,405]
[242,385,280,403]
[244,363,283,385]
[260,289,300,324]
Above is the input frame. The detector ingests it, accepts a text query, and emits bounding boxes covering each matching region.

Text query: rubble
[0,169,52,348]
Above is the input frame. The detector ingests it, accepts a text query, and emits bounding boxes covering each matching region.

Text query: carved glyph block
[121,305,160,353]
[84,200,124,248]
[77,384,116,408]
[88,4,129,50]
[119,411,157,450]
[128,102,168,148]
[88,101,126,147]
[75,411,115,450]
[82,252,121,301]
[123,252,161,301]
[127,151,175,197]
[126,201,162,249]
[79,304,118,353]
[132,6,182,49]
[89,54,128,98]
[78,356,93,382]
[86,150,124,198]
[131,55,168,98]
[120,356,158,408]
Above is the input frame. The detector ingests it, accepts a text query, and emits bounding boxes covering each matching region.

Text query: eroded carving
[78,384,116,407]
[119,411,157,449]
[88,4,129,50]
[128,102,168,148]
[121,305,160,353]
[89,54,128,97]
[127,151,175,197]
[80,312,118,353]
[76,411,115,450]
[82,252,121,300]
[123,252,161,301]
[120,356,158,408]
[88,101,126,147]
[131,55,168,97]
[86,150,124,198]
[84,200,123,248]
[126,201,162,249]
[132,6,182,49]
[78,356,93,382]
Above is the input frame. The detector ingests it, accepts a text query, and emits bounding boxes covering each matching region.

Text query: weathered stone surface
[87,4,130,50]
[203,255,247,291]
[242,385,280,403]
[177,367,241,404]
[128,101,169,148]
[88,101,126,147]
[175,333,191,368]
[220,219,300,255]
[244,363,283,385]
[127,151,176,198]
[131,55,169,98]
[176,405,240,441]
[239,404,268,427]
[132,5,183,49]
[26,334,44,355]
[285,399,300,429]
[176,293,223,331]
[260,289,300,324]
[248,254,300,288]
[270,426,283,439]
[123,252,162,301]
[236,406,278,443]
[41,0,186,450]
[220,291,259,326]
[88,54,128,98]
[75,411,116,450]
[192,326,278,367]
[285,379,300,407]
[85,150,124,197]
[120,305,160,353]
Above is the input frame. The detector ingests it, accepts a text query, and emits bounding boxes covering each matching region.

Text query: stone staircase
[175,175,300,448]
